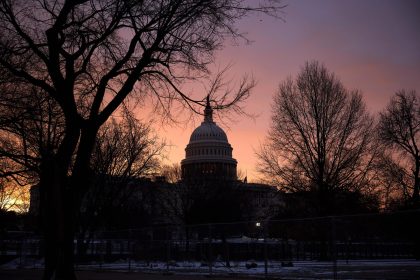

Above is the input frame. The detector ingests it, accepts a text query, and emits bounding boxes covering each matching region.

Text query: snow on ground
[2,258,420,279]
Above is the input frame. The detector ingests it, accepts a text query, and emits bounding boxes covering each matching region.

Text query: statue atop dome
[204,95,213,123]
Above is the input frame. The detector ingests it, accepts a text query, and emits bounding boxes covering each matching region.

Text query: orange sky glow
[138,0,420,181]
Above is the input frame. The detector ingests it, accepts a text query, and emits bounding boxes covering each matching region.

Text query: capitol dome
[189,122,228,143]
[181,96,237,182]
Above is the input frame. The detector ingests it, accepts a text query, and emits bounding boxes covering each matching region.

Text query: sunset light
[158,0,420,181]
[0,1,419,279]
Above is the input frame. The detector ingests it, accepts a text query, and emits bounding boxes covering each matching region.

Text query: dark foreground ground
[1,264,420,280]
[1,270,237,280]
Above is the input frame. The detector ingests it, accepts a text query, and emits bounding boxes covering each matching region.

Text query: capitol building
[181,97,237,182]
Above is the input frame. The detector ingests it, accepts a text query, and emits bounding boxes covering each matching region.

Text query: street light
[255,221,268,279]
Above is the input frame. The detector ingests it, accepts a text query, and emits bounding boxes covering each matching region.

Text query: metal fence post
[99,239,103,270]
[263,222,268,280]
[166,225,171,274]
[19,239,23,267]
[128,229,132,272]
[331,217,337,280]
[208,224,213,276]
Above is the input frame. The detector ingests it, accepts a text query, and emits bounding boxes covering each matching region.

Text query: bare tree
[378,90,420,205]
[374,151,412,209]
[0,85,64,186]
[0,1,284,277]
[257,61,376,214]
[78,112,164,250]
[160,163,182,183]
[0,178,28,212]
[92,112,164,180]
[0,84,64,218]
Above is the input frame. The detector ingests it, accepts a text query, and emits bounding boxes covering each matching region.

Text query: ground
[1,260,420,280]
[0,270,238,280]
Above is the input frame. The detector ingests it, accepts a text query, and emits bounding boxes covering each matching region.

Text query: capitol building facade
[181,97,237,182]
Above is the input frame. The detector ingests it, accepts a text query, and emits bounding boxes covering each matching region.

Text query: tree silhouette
[78,111,164,242]
[0,0,284,278]
[160,163,182,184]
[0,85,64,186]
[257,61,376,215]
[378,90,420,206]
[0,84,65,218]
[374,151,413,209]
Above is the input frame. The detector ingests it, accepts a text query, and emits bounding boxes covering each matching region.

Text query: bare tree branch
[378,90,420,204]
[257,61,376,214]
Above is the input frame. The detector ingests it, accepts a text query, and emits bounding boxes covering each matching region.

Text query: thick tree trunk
[40,159,77,280]
[316,182,332,261]
[71,125,98,203]
[317,183,330,216]
[39,114,102,280]
[39,163,58,280]
[40,124,81,280]
[61,125,99,278]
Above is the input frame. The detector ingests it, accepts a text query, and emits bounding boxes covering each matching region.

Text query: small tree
[160,163,182,184]
[0,85,64,217]
[80,111,165,229]
[0,85,64,186]
[0,179,26,212]
[257,61,376,215]
[378,90,420,206]
[374,151,412,209]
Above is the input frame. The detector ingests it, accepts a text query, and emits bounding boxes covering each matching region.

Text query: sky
[153,0,420,181]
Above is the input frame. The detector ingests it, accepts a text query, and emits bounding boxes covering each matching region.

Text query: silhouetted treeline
[257,61,419,215]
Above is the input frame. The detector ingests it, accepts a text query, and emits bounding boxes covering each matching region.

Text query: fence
[1,210,420,279]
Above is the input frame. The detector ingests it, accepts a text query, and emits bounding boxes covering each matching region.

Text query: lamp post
[256,221,268,279]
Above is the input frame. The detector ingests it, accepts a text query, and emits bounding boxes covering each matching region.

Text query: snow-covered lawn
[2,258,420,279]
